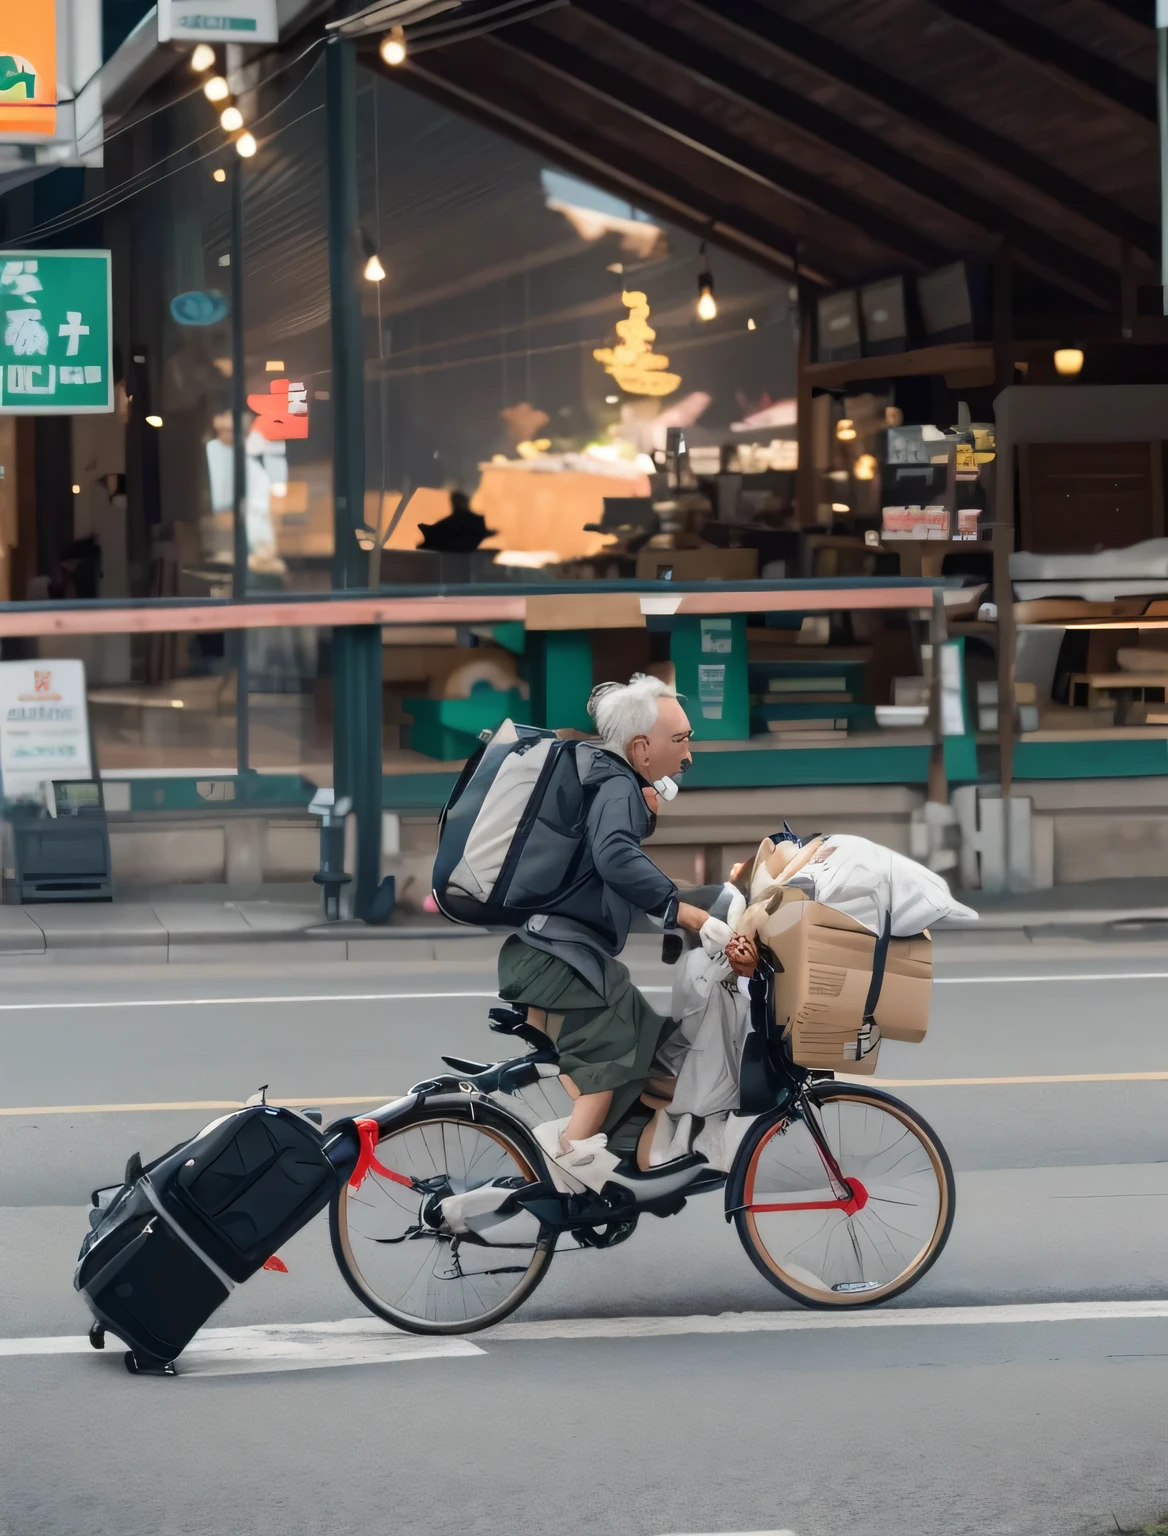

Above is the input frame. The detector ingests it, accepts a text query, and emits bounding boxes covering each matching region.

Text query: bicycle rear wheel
[733,1083,954,1308]
[331,1105,555,1335]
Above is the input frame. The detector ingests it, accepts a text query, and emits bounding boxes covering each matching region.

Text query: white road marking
[0,1318,483,1376]
[7,1300,1168,1371]
[935,970,1168,985]
[658,1531,797,1535]
[481,1299,1168,1342]
[0,970,1165,1015]
[0,987,672,1013]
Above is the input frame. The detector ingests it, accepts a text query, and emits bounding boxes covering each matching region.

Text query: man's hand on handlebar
[725,933,758,978]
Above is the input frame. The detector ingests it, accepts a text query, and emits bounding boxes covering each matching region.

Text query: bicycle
[328,945,956,1334]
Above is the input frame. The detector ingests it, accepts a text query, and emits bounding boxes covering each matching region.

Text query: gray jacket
[517,747,678,995]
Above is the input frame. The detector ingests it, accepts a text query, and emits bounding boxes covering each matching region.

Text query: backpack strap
[862,911,892,1027]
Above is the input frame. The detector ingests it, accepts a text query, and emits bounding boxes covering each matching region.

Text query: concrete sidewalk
[1,877,1167,965]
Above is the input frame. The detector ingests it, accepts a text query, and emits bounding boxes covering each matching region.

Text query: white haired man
[496,673,738,1194]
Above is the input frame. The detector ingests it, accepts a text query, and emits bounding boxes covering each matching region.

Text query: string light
[212,168,227,183]
[220,105,244,132]
[747,317,757,331]
[203,75,230,103]
[364,253,387,282]
[695,241,716,321]
[191,44,216,72]
[836,418,857,441]
[235,131,257,158]
[145,415,163,428]
[853,453,878,480]
[1054,347,1084,377]
[380,26,407,66]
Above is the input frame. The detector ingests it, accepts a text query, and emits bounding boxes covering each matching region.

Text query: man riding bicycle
[497,673,747,1194]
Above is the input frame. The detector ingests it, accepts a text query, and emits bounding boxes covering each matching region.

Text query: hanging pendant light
[380,26,407,66]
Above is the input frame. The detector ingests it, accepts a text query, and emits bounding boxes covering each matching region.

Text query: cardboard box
[635,546,758,582]
[741,892,932,1073]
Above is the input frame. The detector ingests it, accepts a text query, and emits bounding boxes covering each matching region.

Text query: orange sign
[248,378,309,441]
[0,1,56,138]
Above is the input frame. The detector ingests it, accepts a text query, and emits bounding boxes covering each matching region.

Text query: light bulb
[235,131,257,158]
[747,317,757,331]
[71,483,80,494]
[853,453,878,481]
[220,105,244,132]
[191,44,216,72]
[1054,347,1084,377]
[380,27,407,66]
[204,75,230,103]
[145,415,163,428]
[364,253,387,282]
[836,418,857,441]
[697,287,717,322]
[212,167,226,183]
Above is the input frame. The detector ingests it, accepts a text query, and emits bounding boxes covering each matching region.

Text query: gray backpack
[432,720,600,927]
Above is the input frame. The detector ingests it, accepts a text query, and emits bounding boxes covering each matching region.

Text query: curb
[0,905,1161,967]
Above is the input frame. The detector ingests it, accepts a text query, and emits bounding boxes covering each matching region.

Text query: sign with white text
[0,250,113,414]
[0,0,56,138]
[0,660,92,799]
[158,0,279,43]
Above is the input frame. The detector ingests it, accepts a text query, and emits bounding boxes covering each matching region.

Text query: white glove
[699,916,733,957]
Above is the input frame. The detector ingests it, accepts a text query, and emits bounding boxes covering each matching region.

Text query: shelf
[804,343,994,390]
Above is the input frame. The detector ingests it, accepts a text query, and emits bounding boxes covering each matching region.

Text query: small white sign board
[157,0,279,44]
[0,659,92,799]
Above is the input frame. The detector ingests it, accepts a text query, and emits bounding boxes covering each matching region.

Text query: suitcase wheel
[88,1323,105,1350]
[124,1351,176,1377]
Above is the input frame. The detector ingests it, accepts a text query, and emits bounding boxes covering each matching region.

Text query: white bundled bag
[780,834,978,937]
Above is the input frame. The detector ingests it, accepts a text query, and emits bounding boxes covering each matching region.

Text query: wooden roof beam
[375,49,840,283]
[573,0,1120,308]
[1094,0,1152,25]
[674,0,1158,260]
[497,25,948,269]
[929,0,1157,123]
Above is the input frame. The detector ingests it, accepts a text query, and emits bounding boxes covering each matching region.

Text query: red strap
[349,1117,413,1190]
[262,1255,289,1273]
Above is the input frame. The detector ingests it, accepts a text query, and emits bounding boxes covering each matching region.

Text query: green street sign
[0,249,113,415]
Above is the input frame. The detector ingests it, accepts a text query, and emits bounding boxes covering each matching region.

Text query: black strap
[862,912,892,1027]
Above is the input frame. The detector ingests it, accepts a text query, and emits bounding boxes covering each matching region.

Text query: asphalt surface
[3,930,1168,1536]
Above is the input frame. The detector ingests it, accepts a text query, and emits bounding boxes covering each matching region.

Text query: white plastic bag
[782,833,978,936]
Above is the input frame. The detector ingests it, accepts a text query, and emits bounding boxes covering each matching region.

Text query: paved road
[2,933,1168,1535]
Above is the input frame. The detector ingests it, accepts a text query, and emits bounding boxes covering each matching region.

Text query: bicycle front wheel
[734,1083,954,1308]
[331,1105,555,1335]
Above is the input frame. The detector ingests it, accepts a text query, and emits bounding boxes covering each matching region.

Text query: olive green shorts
[497,934,671,1130]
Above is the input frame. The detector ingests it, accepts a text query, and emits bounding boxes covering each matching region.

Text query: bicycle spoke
[741,1091,950,1305]
[337,1114,550,1333]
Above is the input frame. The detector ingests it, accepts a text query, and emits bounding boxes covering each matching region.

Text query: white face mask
[653,775,679,802]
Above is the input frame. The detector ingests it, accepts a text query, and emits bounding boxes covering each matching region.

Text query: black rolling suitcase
[75,1098,359,1374]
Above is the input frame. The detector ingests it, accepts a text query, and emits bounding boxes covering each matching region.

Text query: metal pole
[1160,4,1168,313]
[230,155,249,775]
[327,37,380,920]
[327,37,366,594]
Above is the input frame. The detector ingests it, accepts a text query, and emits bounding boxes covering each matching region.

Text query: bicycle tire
[733,1082,955,1309]
[330,1103,556,1336]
